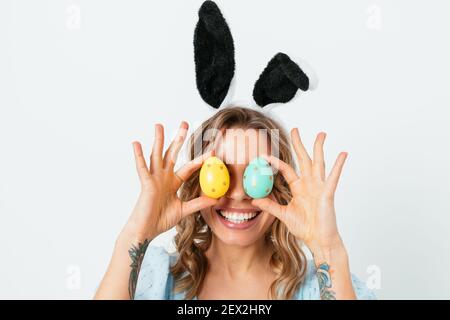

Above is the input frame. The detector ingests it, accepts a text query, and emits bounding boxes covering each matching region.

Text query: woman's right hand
[123,121,218,242]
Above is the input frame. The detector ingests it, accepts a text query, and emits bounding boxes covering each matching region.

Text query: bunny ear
[253,53,310,107]
[194,1,235,109]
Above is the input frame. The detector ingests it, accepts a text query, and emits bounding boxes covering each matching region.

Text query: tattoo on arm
[128,239,150,300]
[317,263,336,300]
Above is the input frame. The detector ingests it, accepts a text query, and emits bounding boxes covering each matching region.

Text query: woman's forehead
[214,127,273,165]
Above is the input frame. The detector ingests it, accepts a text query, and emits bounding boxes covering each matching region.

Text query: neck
[205,235,272,279]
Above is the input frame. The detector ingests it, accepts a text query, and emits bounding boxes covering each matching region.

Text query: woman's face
[200,127,277,247]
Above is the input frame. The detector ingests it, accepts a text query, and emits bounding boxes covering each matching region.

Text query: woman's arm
[310,239,355,300]
[94,226,157,300]
[94,122,217,300]
[252,129,356,299]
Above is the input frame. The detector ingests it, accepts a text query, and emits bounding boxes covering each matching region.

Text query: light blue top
[135,245,376,300]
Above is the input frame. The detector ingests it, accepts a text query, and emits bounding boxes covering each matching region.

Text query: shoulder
[294,259,377,300]
[134,245,179,300]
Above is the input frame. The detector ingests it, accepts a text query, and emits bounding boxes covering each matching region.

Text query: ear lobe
[253,53,310,107]
[194,1,235,109]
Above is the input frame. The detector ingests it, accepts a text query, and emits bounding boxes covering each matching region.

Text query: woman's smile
[213,206,262,230]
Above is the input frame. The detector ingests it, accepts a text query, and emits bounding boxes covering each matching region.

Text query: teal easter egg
[243,157,274,199]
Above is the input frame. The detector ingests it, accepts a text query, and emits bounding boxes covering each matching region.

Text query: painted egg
[199,156,230,199]
[243,157,274,199]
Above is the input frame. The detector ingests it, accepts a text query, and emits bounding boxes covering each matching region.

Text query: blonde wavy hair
[170,106,307,299]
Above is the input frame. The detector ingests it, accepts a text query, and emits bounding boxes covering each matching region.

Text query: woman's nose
[226,172,250,201]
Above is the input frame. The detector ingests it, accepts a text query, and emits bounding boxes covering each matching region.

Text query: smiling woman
[93,0,376,300]
[93,106,376,300]
[172,107,303,299]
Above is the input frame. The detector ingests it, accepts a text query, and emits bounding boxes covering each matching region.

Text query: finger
[150,123,164,173]
[181,196,218,217]
[291,128,312,176]
[313,132,327,181]
[163,121,189,170]
[260,154,301,194]
[132,141,150,182]
[326,152,348,195]
[251,198,285,221]
[173,150,215,189]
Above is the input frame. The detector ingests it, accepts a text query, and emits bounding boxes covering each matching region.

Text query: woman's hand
[252,128,348,257]
[124,121,218,242]
[95,121,218,300]
[250,128,355,300]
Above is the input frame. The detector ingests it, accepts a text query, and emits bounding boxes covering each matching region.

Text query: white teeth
[218,210,259,223]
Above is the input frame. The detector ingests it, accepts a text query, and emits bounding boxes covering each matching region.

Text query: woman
[94,107,375,300]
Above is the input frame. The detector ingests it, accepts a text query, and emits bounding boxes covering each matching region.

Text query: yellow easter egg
[199,156,230,198]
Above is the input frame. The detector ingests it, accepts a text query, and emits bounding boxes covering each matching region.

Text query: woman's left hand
[252,128,348,256]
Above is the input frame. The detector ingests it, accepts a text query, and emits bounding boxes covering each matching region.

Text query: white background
[1,0,449,299]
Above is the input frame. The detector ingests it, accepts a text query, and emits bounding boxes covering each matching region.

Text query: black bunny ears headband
[194,1,317,111]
